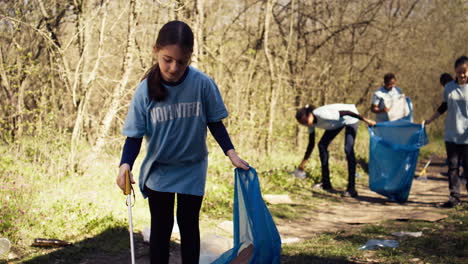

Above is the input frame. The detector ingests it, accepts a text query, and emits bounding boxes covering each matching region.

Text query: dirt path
[74,157,465,264]
[275,157,463,240]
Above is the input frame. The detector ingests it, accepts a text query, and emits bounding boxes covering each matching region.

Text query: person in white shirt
[296,104,376,197]
[425,56,468,208]
[370,73,407,122]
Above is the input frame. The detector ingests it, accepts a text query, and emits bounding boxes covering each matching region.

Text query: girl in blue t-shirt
[295,104,376,198]
[116,20,249,263]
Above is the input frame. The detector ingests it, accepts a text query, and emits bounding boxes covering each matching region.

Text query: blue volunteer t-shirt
[122,66,228,197]
[443,80,468,144]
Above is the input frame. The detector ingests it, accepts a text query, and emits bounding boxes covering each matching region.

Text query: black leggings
[445,142,468,200]
[318,124,358,190]
[147,188,203,264]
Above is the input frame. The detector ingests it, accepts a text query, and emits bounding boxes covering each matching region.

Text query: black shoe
[342,189,358,198]
[439,198,460,208]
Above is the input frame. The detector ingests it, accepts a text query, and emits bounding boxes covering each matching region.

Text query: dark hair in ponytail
[295,104,315,121]
[143,20,194,101]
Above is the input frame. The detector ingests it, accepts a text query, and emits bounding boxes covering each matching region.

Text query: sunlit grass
[0,126,458,263]
[1,129,367,261]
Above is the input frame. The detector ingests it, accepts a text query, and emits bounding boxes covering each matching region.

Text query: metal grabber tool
[124,169,136,264]
[417,121,440,181]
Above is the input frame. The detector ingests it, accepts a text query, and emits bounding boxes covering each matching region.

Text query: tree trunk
[264,0,277,154]
[91,0,139,160]
[192,0,204,68]
[70,0,109,166]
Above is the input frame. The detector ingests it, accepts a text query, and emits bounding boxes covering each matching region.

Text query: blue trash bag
[212,168,282,264]
[401,97,413,122]
[368,120,428,203]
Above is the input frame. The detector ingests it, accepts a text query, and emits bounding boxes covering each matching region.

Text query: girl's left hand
[226,149,250,170]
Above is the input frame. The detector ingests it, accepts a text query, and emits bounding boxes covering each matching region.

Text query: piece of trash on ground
[31,238,72,247]
[292,169,306,179]
[199,233,232,264]
[8,251,19,260]
[391,231,422,237]
[0,238,11,256]
[263,194,293,205]
[313,183,323,189]
[358,239,399,250]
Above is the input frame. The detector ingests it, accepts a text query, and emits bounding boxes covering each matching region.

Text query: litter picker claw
[417,121,440,181]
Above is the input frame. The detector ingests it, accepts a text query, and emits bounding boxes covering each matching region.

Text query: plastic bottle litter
[358,239,399,250]
[313,182,323,189]
[293,169,306,179]
[0,238,11,256]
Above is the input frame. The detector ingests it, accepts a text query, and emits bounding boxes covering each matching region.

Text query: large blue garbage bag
[368,120,428,203]
[212,168,282,264]
[401,97,413,122]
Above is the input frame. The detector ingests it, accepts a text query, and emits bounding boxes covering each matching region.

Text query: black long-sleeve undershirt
[120,137,142,170]
[338,111,364,120]
[303,130,315,161]
[437,102,447,114]
[207,121,235,154]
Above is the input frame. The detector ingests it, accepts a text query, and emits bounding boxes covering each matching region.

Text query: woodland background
[1,0,468,262]
[1,0,467,161]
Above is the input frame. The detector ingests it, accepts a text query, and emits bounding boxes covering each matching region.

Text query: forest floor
[274,156,455,240]
[14,157,467,264]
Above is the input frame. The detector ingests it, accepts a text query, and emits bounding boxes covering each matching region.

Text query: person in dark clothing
[296,104,376,197]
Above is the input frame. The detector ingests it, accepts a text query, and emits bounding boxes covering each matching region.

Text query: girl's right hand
[116,163,135,193]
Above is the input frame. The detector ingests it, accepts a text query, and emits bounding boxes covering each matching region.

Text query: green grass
[0,127,464,263]
[282,203,468,263]
[0,138,138,262]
